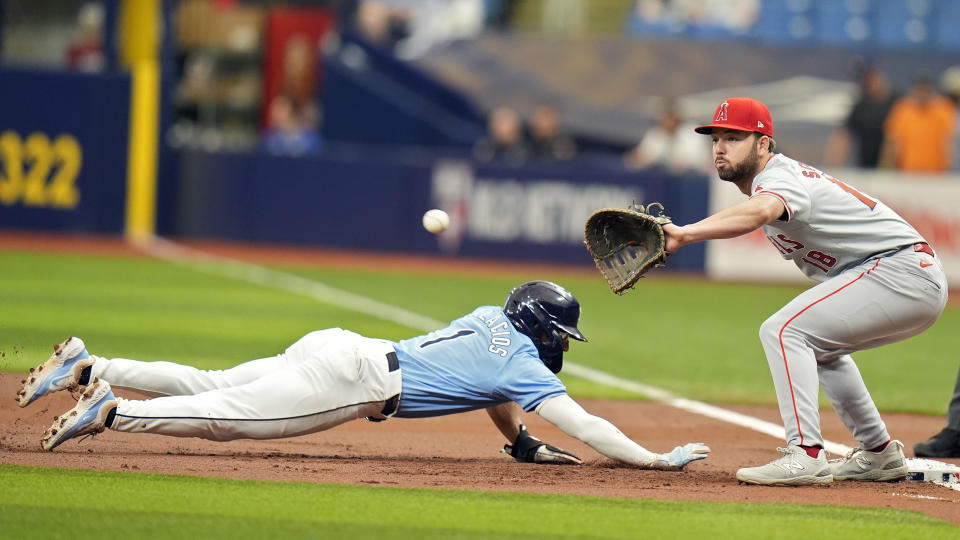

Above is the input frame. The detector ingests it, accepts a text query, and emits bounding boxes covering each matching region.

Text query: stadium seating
[625,0,960,51]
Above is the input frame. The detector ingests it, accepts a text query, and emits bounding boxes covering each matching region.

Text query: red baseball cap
[695,97,774,137]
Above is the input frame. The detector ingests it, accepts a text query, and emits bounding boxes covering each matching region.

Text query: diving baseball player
[18,281,709,470]
[663,97,948,486]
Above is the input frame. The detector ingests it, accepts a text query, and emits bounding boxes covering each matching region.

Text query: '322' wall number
[0,131,82,209]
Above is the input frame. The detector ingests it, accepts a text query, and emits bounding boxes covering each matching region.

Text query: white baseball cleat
[829,440,908,482]
[18,337,95,407]
[41,378,117,451]
[736,445,833,486]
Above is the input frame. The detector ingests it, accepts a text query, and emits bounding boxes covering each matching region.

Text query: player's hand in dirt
[503,425,583,465]
[652,442,711,470]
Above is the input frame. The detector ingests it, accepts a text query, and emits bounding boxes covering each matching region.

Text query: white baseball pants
[91,329,402,441]
[758,246,948,449]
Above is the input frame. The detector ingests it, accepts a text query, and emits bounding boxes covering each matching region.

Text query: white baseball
[422,209,450,234]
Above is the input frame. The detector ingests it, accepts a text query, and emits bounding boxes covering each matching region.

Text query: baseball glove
[584,202,672,295]
[503,425,582,465]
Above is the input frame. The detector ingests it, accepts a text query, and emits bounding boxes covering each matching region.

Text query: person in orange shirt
[882,73,957,172]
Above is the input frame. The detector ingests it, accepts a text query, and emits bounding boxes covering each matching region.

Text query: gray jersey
[752,154,924,282]
[748,154,947,452]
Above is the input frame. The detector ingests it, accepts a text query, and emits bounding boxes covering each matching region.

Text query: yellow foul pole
[121,0,160,242]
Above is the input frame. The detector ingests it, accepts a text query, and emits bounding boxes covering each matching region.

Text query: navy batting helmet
[503,280,587,373]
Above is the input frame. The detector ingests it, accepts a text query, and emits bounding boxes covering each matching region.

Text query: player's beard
[717,142,762,183]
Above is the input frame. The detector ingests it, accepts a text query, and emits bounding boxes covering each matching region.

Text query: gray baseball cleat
[736,445,833,486]
[829,440,908,482]
[18,337,95,407]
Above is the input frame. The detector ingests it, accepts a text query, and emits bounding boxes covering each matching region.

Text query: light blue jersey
[392,306,567,418]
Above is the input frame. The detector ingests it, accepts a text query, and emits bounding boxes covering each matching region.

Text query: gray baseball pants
[757,246,948,449]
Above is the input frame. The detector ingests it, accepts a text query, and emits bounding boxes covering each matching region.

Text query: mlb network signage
[431,161,643,245]
[428,160,708,269]
[171,150,707,270]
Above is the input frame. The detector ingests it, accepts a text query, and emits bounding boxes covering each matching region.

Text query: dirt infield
[1,231,959,525]
[1,374,958,524]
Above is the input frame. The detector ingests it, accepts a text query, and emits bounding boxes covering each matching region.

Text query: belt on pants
[914,242,935,257]
[380,394,400,417]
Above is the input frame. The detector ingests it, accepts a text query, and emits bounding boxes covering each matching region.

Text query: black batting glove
[503,424,583,465]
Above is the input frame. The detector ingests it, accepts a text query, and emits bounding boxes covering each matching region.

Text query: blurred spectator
[527,104,576,161]
[65,3,105,72]
[261,93,323,156]
[881,72,957,172]
[941,66,960,171]
[354,1,411,52]
[175,53,215,124]
[353,0,483,58]
[473,106,529,163]
[396,0,484,58]
[824,66,897,168]
[280,34,317,110]
[624,99,712,175]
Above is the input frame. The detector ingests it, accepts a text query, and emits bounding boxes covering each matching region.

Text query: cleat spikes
[40,378,115,451]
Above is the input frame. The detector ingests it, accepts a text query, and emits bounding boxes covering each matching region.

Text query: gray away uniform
[750,154,948,448]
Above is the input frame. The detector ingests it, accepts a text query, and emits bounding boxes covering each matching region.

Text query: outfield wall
[0,68,131,233]
[169,149,960,287]
[173,149,709,270]
[706,169,960,287]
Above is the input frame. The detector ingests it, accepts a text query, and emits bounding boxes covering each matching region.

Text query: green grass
[1,465,954,539]
[1,248,958,538]
[2,249,955,413]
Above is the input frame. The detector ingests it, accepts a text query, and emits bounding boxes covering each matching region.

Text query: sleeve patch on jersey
[753,190,792,221]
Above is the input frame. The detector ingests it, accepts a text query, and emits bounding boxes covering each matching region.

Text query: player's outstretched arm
[537,394,709,470]
[486,402,582,465]
[486,401,524,442]
[664,195,784,252]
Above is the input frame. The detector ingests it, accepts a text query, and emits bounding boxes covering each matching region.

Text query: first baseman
[18,281,710,470]
[663,97,948,486]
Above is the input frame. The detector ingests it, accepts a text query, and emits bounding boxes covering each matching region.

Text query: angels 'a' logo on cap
[716,101,729,122]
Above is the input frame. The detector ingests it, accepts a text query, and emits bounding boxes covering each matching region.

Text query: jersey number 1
[419,330,475,348]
